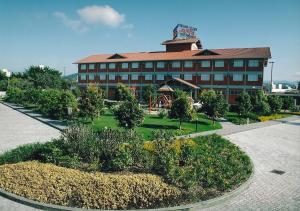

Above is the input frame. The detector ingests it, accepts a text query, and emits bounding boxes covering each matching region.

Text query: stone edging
[0,156,255,211]
[0,101,66,131]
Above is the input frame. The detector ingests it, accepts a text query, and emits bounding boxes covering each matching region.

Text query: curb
[0,102,66,131]
[0,159,255,211]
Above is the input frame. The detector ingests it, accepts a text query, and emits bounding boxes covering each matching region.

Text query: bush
[282,96,295,111]
[114,98,144,128]
[0,161,181,209]
[252,90,270,115]
[5,87,25,104]
[158,109,168,118]
[267,95,283,114]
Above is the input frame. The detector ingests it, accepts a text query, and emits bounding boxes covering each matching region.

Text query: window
[100,64,106,69]
[184,61,193,68]
[184,74,193,80]
[131,74,139,80]
[80,64,87,70]
[145,74,152,80]
[156,74,164,80]
[121,74,128,80]
[233,60,244,67]
[88,64,95,69]
[233,74,243,81]
[121,63,128,69]
[157,61,165,68]
[230,89,242,95]
[248,74,258,81]
[172,73,180,79]
[108,63,116,69]
[79,73,86,80]
[88,73,94,80]
[145,62,153,68]
[201,74,210,81]
[214,74,224,81]
[201,61,210,67]
[132,62,139,68]
[215,60,224,67]
[109,74,115,80]
[172,61,181,68]
[248,60,259,67]
[99,74,106,80]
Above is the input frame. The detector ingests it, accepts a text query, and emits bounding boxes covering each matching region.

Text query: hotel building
[75,34,271,104]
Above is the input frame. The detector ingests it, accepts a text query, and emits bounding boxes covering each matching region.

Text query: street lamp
[269,61,275,92]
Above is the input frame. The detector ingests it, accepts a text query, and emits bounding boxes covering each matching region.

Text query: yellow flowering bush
[258,113,289,122]
[0,161,181,209]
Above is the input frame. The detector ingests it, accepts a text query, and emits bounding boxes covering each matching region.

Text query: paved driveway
[0,103,300,210]
[204,119,300,211]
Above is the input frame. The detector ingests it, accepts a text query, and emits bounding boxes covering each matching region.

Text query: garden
[0,126,252,209]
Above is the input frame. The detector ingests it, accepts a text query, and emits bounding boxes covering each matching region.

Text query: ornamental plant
[236,91,253,116]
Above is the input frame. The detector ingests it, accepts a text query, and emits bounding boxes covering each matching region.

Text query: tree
[114,98,144,129]
[282,96,295,112]
[143,84,157,103]
[252,90,271,115]
[24,65,63,89]
[236,91,252,116]
[115,83,134,101]
[79,85,104,121]
[267,95,283,114]
[169,95,193,130]
[199,90,228,124]
[173,89,188,100]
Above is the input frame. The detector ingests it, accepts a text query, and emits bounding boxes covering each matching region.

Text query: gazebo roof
[158,84,174,92]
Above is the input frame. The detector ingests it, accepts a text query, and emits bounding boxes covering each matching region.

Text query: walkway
[0,103,60,211]
[0,102,299,210]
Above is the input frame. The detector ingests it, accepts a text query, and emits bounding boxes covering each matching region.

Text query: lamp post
[269,61,274,92]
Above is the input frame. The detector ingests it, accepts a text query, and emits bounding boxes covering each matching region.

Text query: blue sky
[0,0,299,81]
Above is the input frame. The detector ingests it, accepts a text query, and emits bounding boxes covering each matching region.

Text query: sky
[0,0,299,81]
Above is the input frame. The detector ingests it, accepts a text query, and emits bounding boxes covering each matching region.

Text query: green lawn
[89,110,221,139]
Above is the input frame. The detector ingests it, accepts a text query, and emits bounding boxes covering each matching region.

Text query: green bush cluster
[0,126,252,206]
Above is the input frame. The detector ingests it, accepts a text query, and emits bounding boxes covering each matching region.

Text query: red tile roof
[74,47,271,64]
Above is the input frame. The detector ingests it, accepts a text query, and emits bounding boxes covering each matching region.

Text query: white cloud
[78,5,124,27]
[53,12,88,33]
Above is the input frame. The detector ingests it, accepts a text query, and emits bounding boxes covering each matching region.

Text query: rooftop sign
[173,24,197,39]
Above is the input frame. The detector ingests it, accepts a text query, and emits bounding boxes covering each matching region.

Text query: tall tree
[169,95,193,129]
[282,96,295,112]
[236,91,253,116]
[115,83,134,101]
[79,85,104,121]
[114,98,144,129]
[199,90,228,124]
[267,95,283,114]
[24,65,63,89]
[143,84,157,103]
[252,90,270,115]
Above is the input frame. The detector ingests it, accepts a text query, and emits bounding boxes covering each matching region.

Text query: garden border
[0,154,254,211]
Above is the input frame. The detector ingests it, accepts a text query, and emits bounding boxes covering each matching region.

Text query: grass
[89,110,221,139]
[225,112,258,125]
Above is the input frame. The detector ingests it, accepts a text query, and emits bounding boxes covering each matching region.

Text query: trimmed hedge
[0,161,181,209]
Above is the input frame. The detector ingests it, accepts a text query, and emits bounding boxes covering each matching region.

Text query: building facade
[75,37,271,104]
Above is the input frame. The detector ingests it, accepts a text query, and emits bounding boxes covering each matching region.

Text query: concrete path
[0,102,300,210]
[0,103,60,211]
[203,118,300,211]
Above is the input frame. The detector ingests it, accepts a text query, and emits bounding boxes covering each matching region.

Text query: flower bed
[258,113,290,122]
[0,126,252,209]
[0,161,180,209]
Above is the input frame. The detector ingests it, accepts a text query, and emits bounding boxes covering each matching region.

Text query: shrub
[5,87,25,104]
[258,113,289,122]
[114,98,144,129]
[37,89,61,117]
[252,90,270,115]
[0,161,181,209]
[236,91,252,116]
[267,95,283,114]
[282,96,295,111]
[158,109,168,118]
[169,96,193,129]
[115,83,134,101]
[79,84,104,121]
